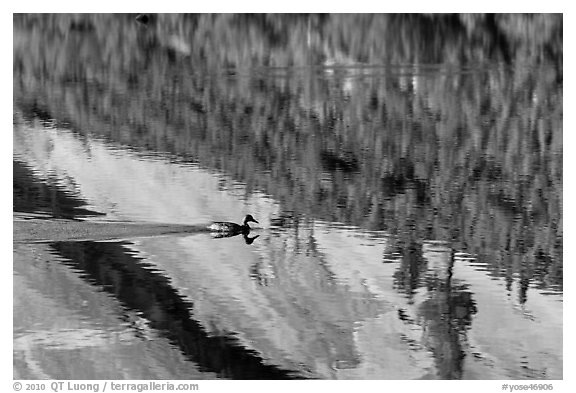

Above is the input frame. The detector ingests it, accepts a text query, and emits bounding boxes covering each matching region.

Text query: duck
[208,215,259,234]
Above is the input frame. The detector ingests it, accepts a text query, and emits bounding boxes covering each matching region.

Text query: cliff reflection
[49,240,301,379]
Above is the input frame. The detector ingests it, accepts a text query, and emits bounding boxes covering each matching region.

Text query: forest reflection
[13,13,562,295]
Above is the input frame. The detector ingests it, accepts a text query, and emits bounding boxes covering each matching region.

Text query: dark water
[13,14,562,380]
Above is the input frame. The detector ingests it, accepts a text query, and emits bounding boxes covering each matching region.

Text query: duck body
[208,222,244,232]
[208,215,259,234]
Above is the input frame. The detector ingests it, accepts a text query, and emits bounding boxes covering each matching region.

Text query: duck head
[243,215,259,226]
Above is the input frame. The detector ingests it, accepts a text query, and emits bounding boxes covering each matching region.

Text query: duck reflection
[211,231,260,245]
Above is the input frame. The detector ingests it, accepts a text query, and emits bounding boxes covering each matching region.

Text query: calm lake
[13,14,562,380]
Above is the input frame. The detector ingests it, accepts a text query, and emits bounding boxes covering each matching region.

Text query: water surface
[13,14,562,380]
